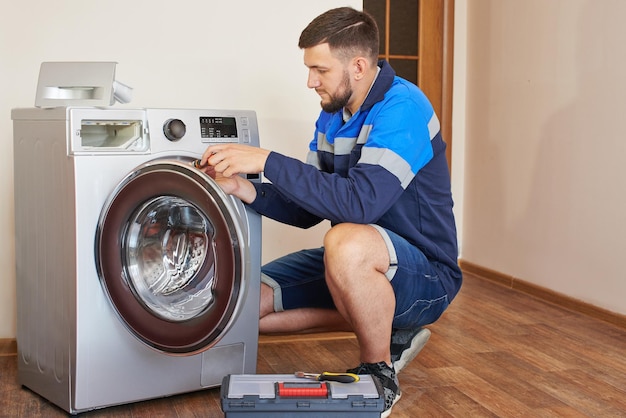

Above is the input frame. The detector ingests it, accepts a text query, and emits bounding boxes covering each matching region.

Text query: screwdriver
[294,371,359,383]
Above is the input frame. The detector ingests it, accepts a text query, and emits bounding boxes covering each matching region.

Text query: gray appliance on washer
[11,62,262,414]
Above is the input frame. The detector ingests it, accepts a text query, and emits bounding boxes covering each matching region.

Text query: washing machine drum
[96,159,249,355]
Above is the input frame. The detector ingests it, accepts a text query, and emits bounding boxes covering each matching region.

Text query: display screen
[200,116,238,139]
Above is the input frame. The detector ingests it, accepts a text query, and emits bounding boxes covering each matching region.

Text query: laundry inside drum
[124,196,217,321]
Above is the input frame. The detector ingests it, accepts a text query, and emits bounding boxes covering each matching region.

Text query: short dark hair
[298,7,379,63]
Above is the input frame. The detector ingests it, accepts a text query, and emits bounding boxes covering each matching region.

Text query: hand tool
[294,371,359,383]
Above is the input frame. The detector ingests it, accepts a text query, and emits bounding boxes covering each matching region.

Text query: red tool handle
[277,382,329,398]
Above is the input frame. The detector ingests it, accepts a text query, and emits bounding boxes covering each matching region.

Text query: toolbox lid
[225,374,381,400]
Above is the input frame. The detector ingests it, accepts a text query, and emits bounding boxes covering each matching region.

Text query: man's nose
[307,72,320,89]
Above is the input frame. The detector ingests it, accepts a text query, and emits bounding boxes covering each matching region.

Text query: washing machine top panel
[96,159,248,355]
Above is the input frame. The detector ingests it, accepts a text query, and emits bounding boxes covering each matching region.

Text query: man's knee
[323,224,389,273]
[324,223,371,253]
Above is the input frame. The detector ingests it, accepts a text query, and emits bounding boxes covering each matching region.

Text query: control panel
[160,114,252,144]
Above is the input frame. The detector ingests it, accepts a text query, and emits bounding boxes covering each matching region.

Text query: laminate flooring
[1,273,625,417]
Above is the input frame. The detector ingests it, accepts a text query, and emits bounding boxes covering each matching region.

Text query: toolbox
[221,374,384,417]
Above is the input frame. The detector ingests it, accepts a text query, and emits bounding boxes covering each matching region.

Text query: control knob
[163,119,186,141]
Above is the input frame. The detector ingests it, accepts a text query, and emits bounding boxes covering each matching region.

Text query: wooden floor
[1,273,626,417]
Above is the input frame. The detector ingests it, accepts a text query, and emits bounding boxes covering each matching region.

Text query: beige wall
[0,0,358,338]
[459,0,626,315]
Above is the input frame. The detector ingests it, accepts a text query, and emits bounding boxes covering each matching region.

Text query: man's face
[303,43,353,113]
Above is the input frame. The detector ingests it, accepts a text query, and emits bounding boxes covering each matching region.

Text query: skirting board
[259,332,355,344]
[0,339,17,356]
[459,259,626,329]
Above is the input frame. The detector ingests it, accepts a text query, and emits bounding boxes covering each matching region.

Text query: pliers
[294,371,359,383]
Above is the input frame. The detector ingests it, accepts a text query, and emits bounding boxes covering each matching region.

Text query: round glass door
[124,195,215,322]
[95,159,247,355]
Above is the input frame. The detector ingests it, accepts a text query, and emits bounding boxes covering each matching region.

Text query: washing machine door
[95,159,249,355]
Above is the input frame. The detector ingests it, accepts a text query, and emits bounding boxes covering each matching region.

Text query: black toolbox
[221,374,384,417]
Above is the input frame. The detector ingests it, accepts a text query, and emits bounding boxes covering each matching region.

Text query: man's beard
[320,71,352,113]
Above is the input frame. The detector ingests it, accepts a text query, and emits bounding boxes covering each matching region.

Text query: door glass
[123,196,216,322]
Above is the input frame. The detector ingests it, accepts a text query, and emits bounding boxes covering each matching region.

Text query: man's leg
[258,247,352,334]
[258,224,396,362]
[321,223,401,418]
[257,223,395,359]
[259,283,351,333]
[322,223,395,365]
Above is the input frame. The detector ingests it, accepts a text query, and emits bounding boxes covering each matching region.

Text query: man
[199,7,462,417]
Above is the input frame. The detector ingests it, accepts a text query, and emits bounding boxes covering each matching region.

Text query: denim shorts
[261,225,450,329]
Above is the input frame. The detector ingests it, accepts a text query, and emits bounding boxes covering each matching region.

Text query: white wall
[0,0,360,338]
[461,0,626,315]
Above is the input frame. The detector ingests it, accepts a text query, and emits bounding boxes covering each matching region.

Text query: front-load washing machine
[12,106,262,414]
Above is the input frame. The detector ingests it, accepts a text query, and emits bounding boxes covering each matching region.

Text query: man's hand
[198,165,258,204]
[200,144,271,178]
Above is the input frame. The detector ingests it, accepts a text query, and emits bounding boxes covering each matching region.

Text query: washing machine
[12,105,262,414]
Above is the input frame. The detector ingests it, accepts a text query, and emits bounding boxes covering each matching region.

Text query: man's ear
[352,57,369,81]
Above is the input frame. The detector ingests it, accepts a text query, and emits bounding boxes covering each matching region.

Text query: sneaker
[347,362,401,418]
[390,327,431,373]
